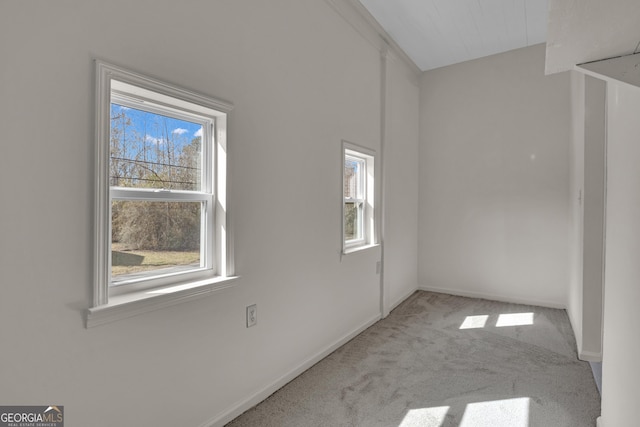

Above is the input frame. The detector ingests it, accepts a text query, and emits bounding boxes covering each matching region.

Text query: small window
[89,61,234,326]
[342,141,375,252]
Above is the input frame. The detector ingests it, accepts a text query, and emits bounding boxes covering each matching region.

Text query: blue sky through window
[110,103,204,190]
[111,103,202,147]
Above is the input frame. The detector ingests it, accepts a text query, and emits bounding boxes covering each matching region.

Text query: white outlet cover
[246,304,257,328]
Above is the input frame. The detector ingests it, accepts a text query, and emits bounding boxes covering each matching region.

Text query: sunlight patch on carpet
[398,406,449,427]
[496,313,534,327]
[459,315,489,329]
[459,397,530,427]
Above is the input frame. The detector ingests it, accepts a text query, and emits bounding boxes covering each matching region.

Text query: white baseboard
[597,415,603,427]
[564,306,603,362]
[579,350,603,362]
[417,285,566,309]
[199,313,381,427]
[566,307,583,357]
[386,287,419,316]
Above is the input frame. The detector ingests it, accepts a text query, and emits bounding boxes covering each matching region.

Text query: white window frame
[87,60,236,327]
[342,141,375,253]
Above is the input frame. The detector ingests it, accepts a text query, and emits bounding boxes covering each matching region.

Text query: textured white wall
[383,56,420,312]
[418,44,571,307]
[567,70,585,351]
[601,81,640,427]
[581,75,606,359]
[0,1,419,426]
[567,72,606,361]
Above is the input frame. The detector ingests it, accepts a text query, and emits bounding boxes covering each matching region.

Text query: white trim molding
[86,276,238,328]
[322,0,421,78]
[388,289,418,314]
[579,350,603,363]
[418,285,566,310]
[89,59,236,327]
[200,313,381,427]
[342,140,376,255]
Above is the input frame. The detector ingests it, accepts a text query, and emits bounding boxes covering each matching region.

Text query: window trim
[342,140,376,254]
[88,60,236,327]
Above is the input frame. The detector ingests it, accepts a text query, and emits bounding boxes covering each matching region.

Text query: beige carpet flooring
[227,291,601,426]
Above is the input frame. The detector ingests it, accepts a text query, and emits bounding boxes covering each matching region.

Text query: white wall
[0,1,419,426]
[382,54,420,312]
[581,75,606,359]
[567,72,606,360]
[418,44,571,307]
[568,70,585,350]
[600,80,640,427]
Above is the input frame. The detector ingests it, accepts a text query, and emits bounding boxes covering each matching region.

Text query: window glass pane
[344,201,363,241]
[111,200,202,283]
[344,156,364,199]
[110,103,203,191]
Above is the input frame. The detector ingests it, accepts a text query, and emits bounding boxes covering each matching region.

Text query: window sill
[343,243,380,256]
[85,275,239,328]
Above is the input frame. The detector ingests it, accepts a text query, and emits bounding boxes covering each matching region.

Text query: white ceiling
[358,0,549,71]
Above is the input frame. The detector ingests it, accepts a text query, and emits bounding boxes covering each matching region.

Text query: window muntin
[93,60,233,311]
[342,142,375,252]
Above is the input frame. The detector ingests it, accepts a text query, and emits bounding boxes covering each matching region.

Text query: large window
[342,141,375,252]
[89,61,234,326]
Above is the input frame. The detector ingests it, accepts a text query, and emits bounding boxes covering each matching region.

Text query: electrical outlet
[376,261,381,274]
[246,304,257,328]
